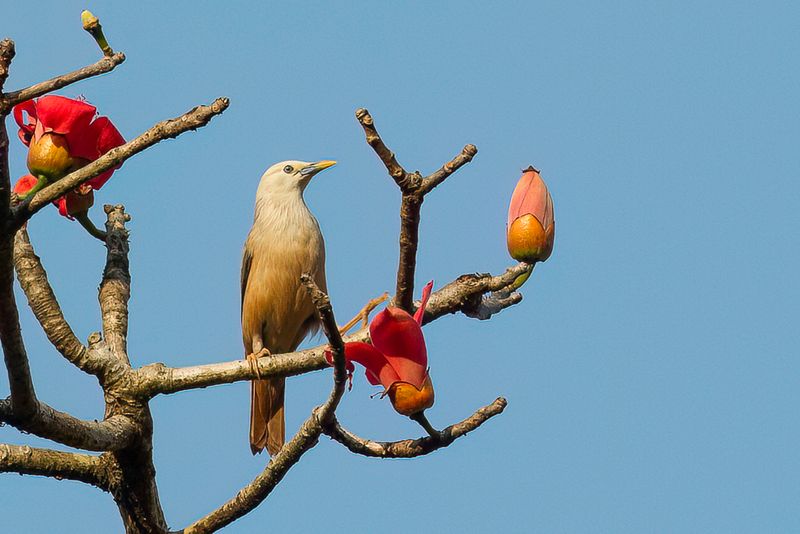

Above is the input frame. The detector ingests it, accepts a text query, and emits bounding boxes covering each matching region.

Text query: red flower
[332,281,436,416]
[507,166,555,263]
[13,95,125,190]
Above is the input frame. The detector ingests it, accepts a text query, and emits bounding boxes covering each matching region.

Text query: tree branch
[420,144,478,195]
[0,443,113,490]
[1,397,137,452]
[12,97,230,224]
[0,233,38,418]
[355,108,410,188]
[100,205,131,363]
[323,397,507,458]
[183,280,348,533]
[1,52,126,110]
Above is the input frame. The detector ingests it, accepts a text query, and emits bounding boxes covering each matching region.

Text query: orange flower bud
[506,166,555,263]
[26,133,83,182]
[387,375,435,416]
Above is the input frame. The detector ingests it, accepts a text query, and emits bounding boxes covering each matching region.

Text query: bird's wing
[241,246,252,317]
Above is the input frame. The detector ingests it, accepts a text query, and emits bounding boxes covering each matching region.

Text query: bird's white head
[257,160,337,197]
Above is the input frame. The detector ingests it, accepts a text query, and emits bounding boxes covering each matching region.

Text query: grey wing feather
[241,246,252,317]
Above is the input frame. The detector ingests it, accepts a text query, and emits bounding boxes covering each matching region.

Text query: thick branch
[1,398,136,452]
[0,38,14,94]
[136,263,530,397]
[323,397,507,458]
[1,52,126,110]
[100,205,131,363]
[0,443,112,490]
[14,97,229,223]
[0,233,37,417]
[184,282,348,533]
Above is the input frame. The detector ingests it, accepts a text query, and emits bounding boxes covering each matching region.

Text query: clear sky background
[1,1,798,532]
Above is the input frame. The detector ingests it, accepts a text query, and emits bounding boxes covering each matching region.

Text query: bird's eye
[283,165,294,174]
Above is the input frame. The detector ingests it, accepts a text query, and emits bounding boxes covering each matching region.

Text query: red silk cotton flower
[332,281,435,416]
[13,95,125,191]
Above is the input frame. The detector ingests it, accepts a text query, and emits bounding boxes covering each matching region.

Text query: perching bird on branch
[241,160,335,455]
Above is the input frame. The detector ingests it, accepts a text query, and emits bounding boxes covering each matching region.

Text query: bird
[241,160,335,455]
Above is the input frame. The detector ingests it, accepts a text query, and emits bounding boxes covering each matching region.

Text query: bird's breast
[242,204,326,352]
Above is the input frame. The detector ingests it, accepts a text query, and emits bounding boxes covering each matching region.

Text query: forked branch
[323,397,507,458]
[355,108,478,312]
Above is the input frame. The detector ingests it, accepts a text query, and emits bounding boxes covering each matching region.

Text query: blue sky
[2,1,799,532]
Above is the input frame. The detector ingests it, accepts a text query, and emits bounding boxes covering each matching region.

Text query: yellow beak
[301,160,337,176]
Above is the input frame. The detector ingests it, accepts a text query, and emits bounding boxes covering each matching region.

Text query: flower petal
[35,96,99,160]
[370,308,427,389]
[342,341,400,389]
[12,100,37,146]
[413,280,434,325]
[85,117,126,189]
[507,166,553,231]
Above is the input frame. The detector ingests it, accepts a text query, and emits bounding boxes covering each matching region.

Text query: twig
[323,397,507,458]
[1,52,126,110]
[13,97,230,224]
[0,443,112,490]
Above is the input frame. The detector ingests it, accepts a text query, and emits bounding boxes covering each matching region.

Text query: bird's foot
[338,292,390,335]
[246,348,270,379]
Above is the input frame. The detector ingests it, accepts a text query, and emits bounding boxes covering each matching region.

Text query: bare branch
[0,234,38,418]
[1,398,137,452]
[134,347,331,398]
[323,397,507,458]
[13,97,230,224]
[100,205,131,363]
[0,38,14,93]
[355,109,478,312]
[421,144,478,195]
[1,52,126,109]
[0,443,112,490]
[355,108,413,189]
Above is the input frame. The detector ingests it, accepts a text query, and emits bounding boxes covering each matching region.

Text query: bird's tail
[250,377,285,455]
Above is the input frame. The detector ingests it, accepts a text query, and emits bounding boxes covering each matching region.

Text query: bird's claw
[246,348,270,380]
